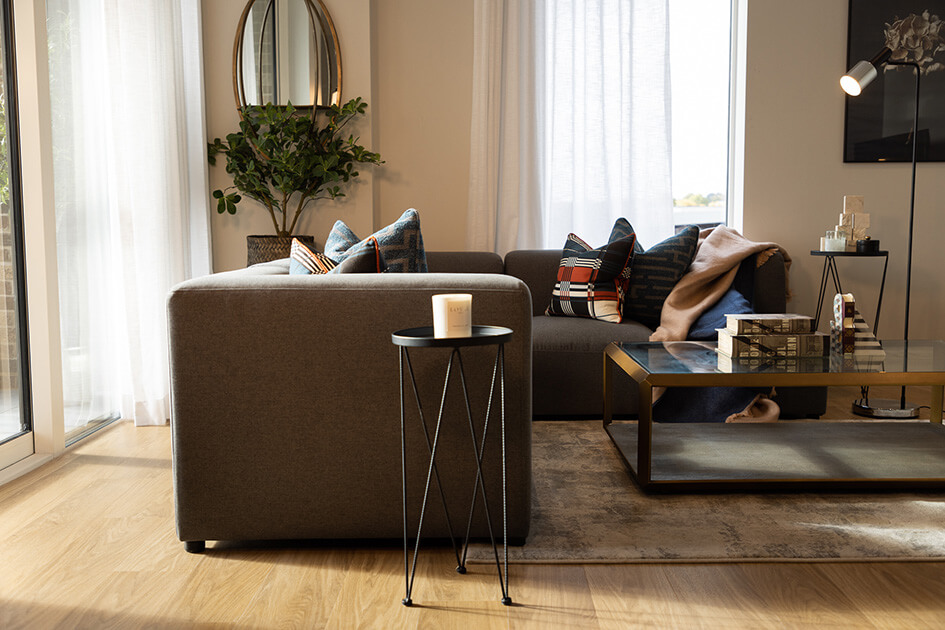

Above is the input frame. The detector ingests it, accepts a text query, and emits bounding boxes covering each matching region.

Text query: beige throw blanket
[648,226,791,422]
[650,225,791,342]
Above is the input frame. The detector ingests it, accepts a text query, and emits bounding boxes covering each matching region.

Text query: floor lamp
[841,46,920,418]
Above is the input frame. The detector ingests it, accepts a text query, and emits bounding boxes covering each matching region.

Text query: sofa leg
[508,537,527,547]
[184,540,206,554]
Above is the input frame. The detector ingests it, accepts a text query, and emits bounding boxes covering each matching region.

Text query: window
[669,0,734,230]
[0,0,33,469]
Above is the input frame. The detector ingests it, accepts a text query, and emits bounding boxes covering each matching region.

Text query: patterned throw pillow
[545,233,636,323]
[620,223,699,328]
[289,238,337,275]
[324,208,427,273]
[329,237,386,273]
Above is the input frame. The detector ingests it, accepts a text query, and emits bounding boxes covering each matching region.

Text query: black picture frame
[844,0,945,162]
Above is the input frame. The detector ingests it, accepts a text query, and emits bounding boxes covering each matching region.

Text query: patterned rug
[468,421,945,563]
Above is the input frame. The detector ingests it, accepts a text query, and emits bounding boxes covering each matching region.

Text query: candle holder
[432,294,472,338]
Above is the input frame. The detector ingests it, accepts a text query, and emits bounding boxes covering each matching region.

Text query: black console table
[811,250,889,333]
[392,325,512,607]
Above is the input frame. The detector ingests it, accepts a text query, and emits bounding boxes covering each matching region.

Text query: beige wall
[203,0,945,338]
[742,0,945,339]
[204,0,375,272]
[203,0,473,271]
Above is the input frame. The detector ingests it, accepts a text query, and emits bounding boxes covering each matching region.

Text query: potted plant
[208,97,383,265]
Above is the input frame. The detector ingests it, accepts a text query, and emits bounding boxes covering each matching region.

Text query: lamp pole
[887,60,920,409]
[842,48,921,418]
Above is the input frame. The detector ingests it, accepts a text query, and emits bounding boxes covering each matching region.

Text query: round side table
[391,325,513,607]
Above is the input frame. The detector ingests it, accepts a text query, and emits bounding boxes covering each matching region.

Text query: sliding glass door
[0,0,33,469]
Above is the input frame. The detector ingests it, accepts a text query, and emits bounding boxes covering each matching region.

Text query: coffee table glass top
[612,340,945,376]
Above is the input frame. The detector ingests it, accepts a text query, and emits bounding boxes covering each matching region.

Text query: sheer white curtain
[467,0,542,254]
[47,0,211,427]
[468,0,674,253]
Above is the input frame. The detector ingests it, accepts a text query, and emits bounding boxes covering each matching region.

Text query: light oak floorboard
[3,398,945,628]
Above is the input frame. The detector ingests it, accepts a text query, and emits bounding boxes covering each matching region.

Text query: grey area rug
[468,421,945,563]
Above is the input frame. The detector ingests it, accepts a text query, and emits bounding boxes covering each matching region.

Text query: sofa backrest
[503,249,562,316]
[425,251,504,274]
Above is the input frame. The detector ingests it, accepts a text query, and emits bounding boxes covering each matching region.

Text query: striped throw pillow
[545,233,636,323]
[289,238,337,275]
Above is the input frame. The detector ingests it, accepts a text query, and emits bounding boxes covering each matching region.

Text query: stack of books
[717,314,827,371]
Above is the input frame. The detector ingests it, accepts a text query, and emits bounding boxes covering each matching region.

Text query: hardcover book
[717,329,829,359]
[717,352,828,373]
[724,313,815,335]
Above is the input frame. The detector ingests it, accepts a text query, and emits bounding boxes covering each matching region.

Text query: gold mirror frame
[233,0,342,114]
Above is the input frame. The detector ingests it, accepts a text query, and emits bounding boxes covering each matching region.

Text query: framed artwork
[844,1,945,162]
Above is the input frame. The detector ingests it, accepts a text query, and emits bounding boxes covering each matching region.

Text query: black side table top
[810,250,888,257]
[392,325,513,348]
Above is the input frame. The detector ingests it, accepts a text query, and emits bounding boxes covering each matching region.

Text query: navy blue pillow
[687,285,753,340]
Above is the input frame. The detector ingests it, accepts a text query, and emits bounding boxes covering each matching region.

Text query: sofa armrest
[167,269,533,543]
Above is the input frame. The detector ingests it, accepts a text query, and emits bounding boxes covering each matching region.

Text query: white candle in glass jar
[432,294,472,338]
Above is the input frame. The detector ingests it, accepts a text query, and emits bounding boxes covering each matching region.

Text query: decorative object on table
[392,325,513,606]
[325,208,427,273]
[545,232,636,323]
[431,294,473,338]
[830,292,887,358]
[208,98,383,265]
[818,195,872,252]
[841,21,934,417]
[821,230,847,252]
[856,236,880,254]
[842,2,945,162]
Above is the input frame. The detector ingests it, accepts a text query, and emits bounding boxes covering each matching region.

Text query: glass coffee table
[603,340,945,492]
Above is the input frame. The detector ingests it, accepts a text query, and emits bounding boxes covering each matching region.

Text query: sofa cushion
[532,314,652,352]
[325,208,427,273]
[426,251,504,274]
[622,224,699,327]
[531,315,652,417]
[545,233,636,323]
[289,238,337,275]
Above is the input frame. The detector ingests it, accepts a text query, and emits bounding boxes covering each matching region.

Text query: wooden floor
[2,387,945,628]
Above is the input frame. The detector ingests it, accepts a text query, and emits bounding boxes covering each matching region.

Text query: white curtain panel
[468,0,674,253]
[467,0,543,255]
[47,0,211,427]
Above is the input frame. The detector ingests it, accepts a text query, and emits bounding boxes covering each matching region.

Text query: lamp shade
[841,47,893,96]
[841,60,877,96]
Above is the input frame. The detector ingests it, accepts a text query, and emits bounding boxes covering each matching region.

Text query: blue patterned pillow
[325,208,427,273]
[289,238,337,275]
[545,233,636,323]
[618,222,699,328]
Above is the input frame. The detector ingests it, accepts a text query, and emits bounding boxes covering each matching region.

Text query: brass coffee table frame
[603,341,945,492]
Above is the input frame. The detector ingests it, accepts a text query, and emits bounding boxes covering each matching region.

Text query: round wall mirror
[233,0,342,112]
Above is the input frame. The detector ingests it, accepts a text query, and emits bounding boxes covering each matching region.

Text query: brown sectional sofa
[167,248,823,550]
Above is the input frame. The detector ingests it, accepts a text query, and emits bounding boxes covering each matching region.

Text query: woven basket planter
[246,235,315,267]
